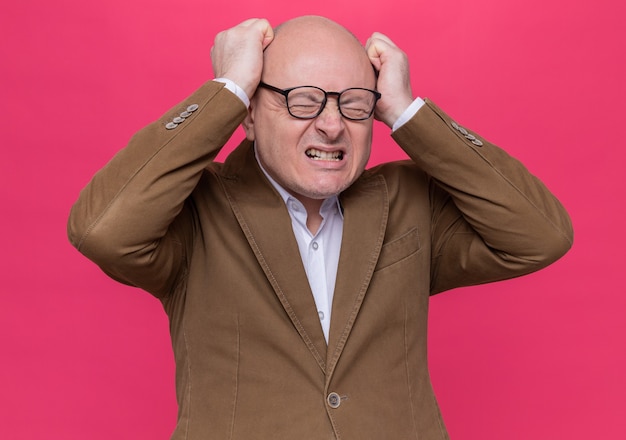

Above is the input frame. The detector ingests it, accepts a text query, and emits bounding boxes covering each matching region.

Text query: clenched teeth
[306,148,343,161]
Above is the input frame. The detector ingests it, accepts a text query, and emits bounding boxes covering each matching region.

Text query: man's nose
[314,99,344,138]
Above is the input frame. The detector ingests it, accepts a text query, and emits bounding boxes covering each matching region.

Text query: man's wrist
[213,78,250,108]
[392,97,425,132]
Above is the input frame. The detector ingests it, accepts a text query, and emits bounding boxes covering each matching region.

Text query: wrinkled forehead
[262,17,376,89]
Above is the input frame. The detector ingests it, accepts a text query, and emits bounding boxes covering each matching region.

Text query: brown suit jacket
[68,81,573,439]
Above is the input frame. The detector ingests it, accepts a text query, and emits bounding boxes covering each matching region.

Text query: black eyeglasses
[258,82,381,121]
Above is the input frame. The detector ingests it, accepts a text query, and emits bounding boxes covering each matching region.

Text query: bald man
[68,16,573,440]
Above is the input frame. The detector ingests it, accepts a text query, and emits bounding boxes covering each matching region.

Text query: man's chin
[299,183,351,200]
[286,173,361,201]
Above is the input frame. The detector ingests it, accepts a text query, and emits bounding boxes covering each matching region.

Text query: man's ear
[242,101,256,141]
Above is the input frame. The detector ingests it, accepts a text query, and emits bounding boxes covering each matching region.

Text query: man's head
[243,16,377,204]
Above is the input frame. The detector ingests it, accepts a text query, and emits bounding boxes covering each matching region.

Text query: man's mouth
[306,148,344,161]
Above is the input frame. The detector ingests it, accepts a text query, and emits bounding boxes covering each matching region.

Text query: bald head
[243,16,377,210]
[272,16,361,45]
[261,16,376,91]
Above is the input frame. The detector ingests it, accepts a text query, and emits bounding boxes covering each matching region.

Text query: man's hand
[365,32,414,128]
[211,18,274,99]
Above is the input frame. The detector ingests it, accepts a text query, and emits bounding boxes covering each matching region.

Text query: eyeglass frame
[257,81,382,121]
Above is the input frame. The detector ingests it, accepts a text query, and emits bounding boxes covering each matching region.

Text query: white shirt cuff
[392,97,426,132]
[213,78,250,108]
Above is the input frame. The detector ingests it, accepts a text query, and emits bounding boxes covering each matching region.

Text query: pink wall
[1,0,624,438]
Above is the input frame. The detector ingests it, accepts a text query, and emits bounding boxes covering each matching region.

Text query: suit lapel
[219,141,327,372]
[326,172,389,378]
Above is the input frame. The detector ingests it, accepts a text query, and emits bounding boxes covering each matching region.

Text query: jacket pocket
[375,227,421,271]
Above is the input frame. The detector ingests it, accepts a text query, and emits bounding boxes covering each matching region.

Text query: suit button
[327,392,341,409]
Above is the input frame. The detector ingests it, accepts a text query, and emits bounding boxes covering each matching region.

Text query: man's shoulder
[355,159,430,198]
[365,159,426,182]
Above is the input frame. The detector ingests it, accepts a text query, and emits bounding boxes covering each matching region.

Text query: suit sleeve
[67,81,248,298]
[391,99,574,294]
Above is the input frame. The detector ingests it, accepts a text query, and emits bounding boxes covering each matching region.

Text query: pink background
[2,0,624,438]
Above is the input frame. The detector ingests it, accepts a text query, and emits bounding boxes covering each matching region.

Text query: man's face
[243,19,377,203]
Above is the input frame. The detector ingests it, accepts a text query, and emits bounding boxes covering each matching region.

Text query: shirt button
[327,392,341,409]
[312,241,319,250]
[318,311,324,320]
